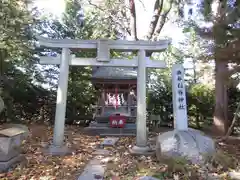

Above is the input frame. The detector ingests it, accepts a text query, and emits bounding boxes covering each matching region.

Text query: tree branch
[87,0,131,36]
[152,0,173,41]
[137,0,147,11]
[222,100,240,140]
[146,0,163,40]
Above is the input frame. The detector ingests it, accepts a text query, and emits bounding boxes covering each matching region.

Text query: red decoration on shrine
[109,115,126,128]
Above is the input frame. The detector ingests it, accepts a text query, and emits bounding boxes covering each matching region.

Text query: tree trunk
[146,0,163,40]
[213,60,229,135]
[129,0,138,40]
[152,0,173,41]
[0,96,4,115]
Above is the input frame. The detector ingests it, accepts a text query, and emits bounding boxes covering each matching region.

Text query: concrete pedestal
[129,145,155,155]
[0,149,19,162]
[0,154,26,172]
[43,144,73,156]
[84,123,136,136]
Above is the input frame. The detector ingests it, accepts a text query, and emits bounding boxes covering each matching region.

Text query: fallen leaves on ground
[0,124,99,180]
[104,135,240,180]
[1,124,240,180]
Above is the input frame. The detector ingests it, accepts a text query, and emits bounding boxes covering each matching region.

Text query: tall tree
[180,29,214,84]
[86,0,186,41]
[187,0,240,135]
[0,0,39,120]
[35,0,123,122]
[0,0,34,79]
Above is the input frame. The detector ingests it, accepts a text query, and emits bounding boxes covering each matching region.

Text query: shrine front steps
[100,133,135,137]
[83,126,137,136]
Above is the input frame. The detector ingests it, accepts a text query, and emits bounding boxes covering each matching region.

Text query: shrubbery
[147,77,240,130]
[1,66,240,133]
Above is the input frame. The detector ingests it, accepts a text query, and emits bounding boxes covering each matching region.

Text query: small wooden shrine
[37,36,170,150]
[91,67,137,127]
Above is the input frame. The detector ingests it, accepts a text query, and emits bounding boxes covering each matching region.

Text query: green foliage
[187,84,214,128]
[63,0,122,123]
[0,0,47,123]
[147,70,173,125]
[148,75,240,131]
[162,156,190,173]
[0,0,34,67]
[147,73,215,128]
[1,0,239,129]
[202,0,214,21]
[33,0,124,124]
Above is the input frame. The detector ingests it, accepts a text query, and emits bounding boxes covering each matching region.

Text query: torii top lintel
[37,36,172,52]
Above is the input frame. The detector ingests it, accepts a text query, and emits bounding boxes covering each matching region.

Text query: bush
[147,77,215,128]
[147,72,173,126]
[187,84,214,128]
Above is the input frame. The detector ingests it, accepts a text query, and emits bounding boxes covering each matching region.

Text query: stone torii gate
[37,36,171,155]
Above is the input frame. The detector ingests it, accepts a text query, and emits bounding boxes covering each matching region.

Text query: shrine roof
[92,67,137,80]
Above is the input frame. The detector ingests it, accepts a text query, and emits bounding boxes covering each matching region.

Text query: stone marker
[92,149,110,156]
[0,127,28,172]
[78,159,106,180]
[156,64,216,164]
[78,157,107,180]
[101,137,119,146]
[171,64,188,130]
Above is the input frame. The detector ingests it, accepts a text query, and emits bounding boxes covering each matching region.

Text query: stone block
[78,158,106,180]
[156,129,216,164]
[129,145,155,156]
[92,149,110,156]
[0,154,26,173]
[4,124,29,138]
[0,127,27,154]
[0,149,19,162]
[43,145,74,156]
[101,137,119,146]
[0,127,28,172]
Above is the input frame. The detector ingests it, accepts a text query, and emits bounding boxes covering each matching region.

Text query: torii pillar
[37,36,171,155]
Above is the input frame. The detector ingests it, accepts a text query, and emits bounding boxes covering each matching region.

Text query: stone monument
[156,64,215,164]
[0,126,28,172]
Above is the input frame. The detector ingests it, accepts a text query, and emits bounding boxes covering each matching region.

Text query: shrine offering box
[109,115,126,128]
